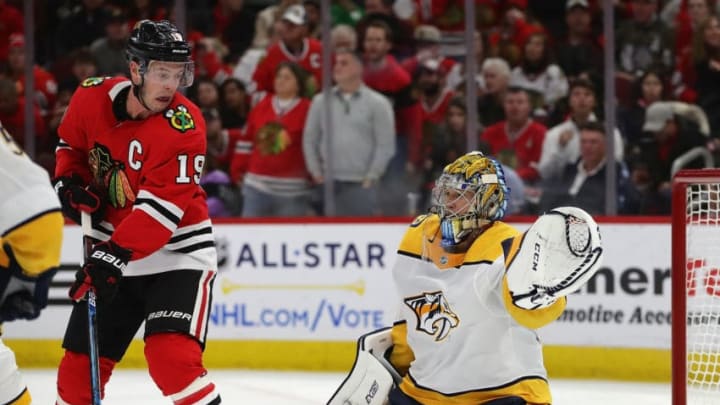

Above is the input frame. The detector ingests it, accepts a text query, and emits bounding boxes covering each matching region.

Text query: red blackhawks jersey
[230,94,310,183]
[55,77,216,277]
[251,38,322,93]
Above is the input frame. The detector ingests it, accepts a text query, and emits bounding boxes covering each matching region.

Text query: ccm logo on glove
[90,251,127,271]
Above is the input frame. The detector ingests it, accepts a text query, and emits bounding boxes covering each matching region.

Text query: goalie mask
[127,20,194,88]
[431,151,509,252]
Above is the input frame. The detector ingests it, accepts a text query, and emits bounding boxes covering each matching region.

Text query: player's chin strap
[327,327,400,405]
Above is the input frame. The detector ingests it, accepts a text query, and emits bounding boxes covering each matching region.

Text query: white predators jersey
[0,123,62,276]
[389,214,565,405]
[0,125,60,235]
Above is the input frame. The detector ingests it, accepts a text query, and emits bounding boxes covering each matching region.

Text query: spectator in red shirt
[417,59,456,128]
[401,25,457,79]
[488,0,545,67]
[5,34,58,116]
[480,87,546,183]
[362,19,422,169]
[233,62,313,217]
[0,77,49,164]
[0,0,22,64]
[251,4,322,95]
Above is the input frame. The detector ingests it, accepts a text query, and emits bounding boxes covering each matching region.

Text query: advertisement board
[4,220,676,351]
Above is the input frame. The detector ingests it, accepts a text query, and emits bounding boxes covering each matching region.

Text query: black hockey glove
[52,174,106,226]
[0,246,58,323]
[0,269,57,322]
[70,241,131,303]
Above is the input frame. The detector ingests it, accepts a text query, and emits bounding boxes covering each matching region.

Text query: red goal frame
[672,169,720,405]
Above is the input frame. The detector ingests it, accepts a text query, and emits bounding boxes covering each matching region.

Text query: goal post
[672,169,720,405]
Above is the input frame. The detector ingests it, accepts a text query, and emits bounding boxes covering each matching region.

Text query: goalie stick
[81,212,102,405]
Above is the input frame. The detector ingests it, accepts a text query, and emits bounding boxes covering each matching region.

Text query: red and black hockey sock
[56,351,116,404]
[145,332,220,404]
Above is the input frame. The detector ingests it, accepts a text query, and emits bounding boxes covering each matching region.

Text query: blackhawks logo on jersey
[404,291,459,341]
[80,77,108,87]
[256,121,291,155]
[165,104,195,133]
[89,143,136,208]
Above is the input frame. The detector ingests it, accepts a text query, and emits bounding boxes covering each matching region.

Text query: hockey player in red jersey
[53,20,220,405]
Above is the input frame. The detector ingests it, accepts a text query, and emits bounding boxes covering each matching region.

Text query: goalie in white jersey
[329,151,603,405]
[0,122,63,404]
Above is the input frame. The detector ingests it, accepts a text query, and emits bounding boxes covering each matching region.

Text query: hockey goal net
[673,169,720,405]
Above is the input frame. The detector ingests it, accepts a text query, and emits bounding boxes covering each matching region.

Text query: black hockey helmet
[126,20,194,88]
[127,20,191,63]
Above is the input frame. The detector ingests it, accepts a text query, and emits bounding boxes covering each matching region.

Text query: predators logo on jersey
[404,291,459,341]
[89,143,136,208]
[165,104,195,133]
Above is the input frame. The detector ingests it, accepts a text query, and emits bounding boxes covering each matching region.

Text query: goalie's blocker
[505,206,603,310]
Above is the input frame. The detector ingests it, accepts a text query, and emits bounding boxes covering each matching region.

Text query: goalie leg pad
[0,339,25,404]
[328,327,398,405]
[145,332,220,404]
[327,350,395,405]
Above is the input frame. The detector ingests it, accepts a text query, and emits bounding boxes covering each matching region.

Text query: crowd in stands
[1,0,718,218]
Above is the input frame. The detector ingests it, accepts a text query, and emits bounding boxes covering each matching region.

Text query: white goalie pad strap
[327,328,398,405]
[506,206,603,309]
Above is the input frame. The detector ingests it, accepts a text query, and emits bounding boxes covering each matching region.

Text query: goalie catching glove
[70,240,131,303]
[505,206,603,310]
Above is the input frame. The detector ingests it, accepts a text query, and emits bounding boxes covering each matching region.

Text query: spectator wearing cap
[211,0,255,62]
[416,59,456,128]
[251,4,323,95]
[303,49,395,216]
[250,0,298,50]
[0,0,22,64]
[90,8,130,77]
[639,101,710,188]
[480,87,547,183]
[400,25,457,79]
[4,33,58,116]
[356,0,415,60]
[537,78,625,181]
[555,0,604,83]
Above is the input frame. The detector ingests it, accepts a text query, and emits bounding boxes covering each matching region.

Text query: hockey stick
[81,212,102,405]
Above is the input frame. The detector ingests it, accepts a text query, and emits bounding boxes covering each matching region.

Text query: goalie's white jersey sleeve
[0,123,61,236]
[389,214,565,404]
